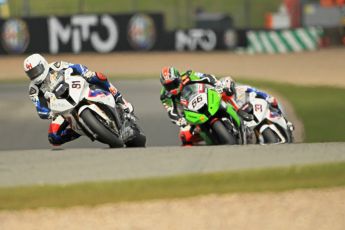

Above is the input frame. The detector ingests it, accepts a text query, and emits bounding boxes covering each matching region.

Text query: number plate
[188,94,207,111]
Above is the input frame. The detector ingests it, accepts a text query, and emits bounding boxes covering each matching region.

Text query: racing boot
[179,125,194,147]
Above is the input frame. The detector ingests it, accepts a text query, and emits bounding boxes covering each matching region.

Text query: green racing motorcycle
[180,83,246,145]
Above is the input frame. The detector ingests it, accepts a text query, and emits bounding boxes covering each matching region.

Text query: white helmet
[220,76,236,96]
[23,53,49,84]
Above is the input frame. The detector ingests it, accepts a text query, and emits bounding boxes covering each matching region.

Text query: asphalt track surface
[1,143,345,187]
[1,81,344,187]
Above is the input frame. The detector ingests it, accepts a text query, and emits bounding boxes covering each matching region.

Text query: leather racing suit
[28,61,130,146]
[219,77,294,138]
[160,70,220,146]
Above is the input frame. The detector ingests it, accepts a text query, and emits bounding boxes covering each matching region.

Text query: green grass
[8,0,281,29]
[0,161,345,210]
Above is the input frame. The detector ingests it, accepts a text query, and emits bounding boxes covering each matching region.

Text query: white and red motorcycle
[45,70,146,148]
[241,93,294,144]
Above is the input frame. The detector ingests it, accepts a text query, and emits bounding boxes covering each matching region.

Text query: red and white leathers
[178,125,204,146]
[28,61,133,146]
[48,115,80,146]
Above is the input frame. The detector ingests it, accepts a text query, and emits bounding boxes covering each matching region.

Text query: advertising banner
[0,13,247,54]
[174,29,247,51]
[0,13,164,54]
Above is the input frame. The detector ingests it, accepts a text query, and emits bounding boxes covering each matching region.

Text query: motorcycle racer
[24,53,133,146]
[159,66,234,146]
[219,76,294,131]
[219,76,282,112]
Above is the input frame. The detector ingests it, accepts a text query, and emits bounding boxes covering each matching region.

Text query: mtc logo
[175,29,217,51]
[48,15,118,53]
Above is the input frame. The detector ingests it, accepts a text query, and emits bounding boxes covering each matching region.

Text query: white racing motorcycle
[45,70,146,148]
[241,93,294,144]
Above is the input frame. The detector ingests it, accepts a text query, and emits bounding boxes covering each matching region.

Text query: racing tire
[80,108,124,148]
[262,128,280,144]
[211,120,237,145]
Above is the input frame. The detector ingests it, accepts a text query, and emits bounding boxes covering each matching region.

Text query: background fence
[6,0,321,29]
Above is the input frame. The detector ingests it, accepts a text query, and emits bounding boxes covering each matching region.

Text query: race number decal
[192,95,203,108]
[188,94,207,111]
[72,81,81,89]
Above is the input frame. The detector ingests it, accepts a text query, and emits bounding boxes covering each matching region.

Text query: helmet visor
[25,63,46,80]
[164,78,180,92]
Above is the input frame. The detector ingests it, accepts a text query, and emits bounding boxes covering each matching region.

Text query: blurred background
[0,0,344,55]
[3,0,283,29]
[2,0,345,30]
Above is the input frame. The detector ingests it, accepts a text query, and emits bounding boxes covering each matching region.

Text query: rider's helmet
[220,76,236,96]
[160,66,182,95]
[23,53,50,84]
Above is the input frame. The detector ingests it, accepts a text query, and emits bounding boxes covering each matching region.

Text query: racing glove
[122,102,134,113]
[267,97,282,114]
[107,82,133,113]
[48,112,55,120]
[267,97,278,108]
[44,91,55,100]
[108,85,118,96]
[116,95,134,113]
[176,117,188,127]
[220,77,236,96]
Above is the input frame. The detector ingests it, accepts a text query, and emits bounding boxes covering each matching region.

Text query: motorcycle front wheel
[262,128,280,144]
[211,120,237,145]
[80,108,124,148]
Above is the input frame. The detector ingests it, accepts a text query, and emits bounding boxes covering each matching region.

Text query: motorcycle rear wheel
[80,108,124,148]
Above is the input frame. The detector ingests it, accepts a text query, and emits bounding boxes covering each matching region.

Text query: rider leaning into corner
[24,53,134,146]
[159,66,293,146]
